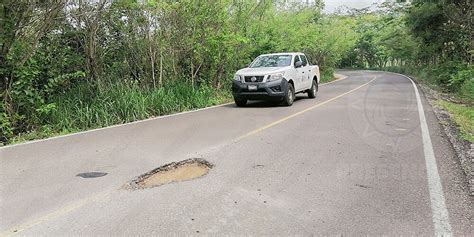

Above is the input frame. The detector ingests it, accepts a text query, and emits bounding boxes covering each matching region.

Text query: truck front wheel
[234,97,247,107]
[282,83,295,106]
[308,80,318,98]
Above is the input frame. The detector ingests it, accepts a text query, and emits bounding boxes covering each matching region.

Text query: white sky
[323,0,383,12]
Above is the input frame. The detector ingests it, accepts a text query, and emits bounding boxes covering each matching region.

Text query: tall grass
[435,100,474,143]
[320,69,336,83]
[10,80,231,144]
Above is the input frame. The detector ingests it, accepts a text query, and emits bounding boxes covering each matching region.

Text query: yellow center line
[237,76,377,141]
[1,189,114,237]
[3,76,376,236]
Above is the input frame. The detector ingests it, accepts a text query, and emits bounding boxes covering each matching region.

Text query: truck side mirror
[295,61,303,68]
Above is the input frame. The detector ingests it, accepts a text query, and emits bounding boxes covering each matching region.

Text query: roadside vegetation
[435,100,474,143]
[1,0,472,145]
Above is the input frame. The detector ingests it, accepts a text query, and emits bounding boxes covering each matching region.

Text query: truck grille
[244,76,265,83]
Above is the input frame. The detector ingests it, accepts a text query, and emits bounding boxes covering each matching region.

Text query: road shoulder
[416,79,474,196]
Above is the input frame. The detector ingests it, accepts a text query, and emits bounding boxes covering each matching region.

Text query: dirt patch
[127,158,213,189]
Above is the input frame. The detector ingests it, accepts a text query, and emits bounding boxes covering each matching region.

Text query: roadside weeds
[434,100,474,143]
[2,73,343,147]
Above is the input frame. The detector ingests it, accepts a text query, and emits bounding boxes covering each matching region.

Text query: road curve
[0,70,472,235]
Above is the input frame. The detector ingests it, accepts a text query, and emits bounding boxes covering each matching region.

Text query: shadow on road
[225,96,309,108]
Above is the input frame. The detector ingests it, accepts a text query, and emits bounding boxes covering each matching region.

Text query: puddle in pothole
[127,158,213,189]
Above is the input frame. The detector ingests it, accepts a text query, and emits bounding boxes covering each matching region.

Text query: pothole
[76,172,108,178]
[127,158,213,189]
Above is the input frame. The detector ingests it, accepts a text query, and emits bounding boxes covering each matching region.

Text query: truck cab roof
[259,52,305,57]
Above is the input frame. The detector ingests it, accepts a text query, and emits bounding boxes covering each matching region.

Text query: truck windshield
[249,55,292,68]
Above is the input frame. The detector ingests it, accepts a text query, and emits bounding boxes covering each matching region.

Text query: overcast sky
[323,0,383,12]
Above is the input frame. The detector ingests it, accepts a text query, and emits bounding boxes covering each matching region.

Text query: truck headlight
[234,74,242,82]
[267,73,284,82]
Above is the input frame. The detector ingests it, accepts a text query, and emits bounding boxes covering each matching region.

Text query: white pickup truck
[232,52,320,106]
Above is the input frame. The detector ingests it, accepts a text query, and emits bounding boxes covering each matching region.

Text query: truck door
[300,54,311,89]
[293,55,304,92]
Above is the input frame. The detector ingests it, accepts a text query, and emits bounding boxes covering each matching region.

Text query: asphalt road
[1,70,472,236]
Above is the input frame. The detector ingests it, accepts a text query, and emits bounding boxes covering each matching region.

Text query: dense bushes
[452,67,474,101]
[404,0,472,102]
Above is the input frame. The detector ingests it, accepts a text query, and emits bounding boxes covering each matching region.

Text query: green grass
[9,80,232,145]
[320,70,338,83]
[435,100,474,143]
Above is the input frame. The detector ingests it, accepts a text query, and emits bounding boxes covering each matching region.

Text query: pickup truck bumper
[232,79,288,101]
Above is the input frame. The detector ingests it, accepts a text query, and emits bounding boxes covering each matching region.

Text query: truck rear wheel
[234,97,247,107]
[282,83,295,106]
[308,80,318,98]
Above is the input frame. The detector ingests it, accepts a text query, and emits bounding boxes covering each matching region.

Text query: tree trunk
[159,48,163,87]
[191,60,194,90]
[214,65,223,89]
[150,45,156,88]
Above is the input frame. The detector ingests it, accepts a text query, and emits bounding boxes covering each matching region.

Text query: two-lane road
[1,70,472,235]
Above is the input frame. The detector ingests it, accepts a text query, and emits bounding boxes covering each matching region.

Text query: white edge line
[389,71,452,236]
[1,74,351,150]
[0,102,234,150]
